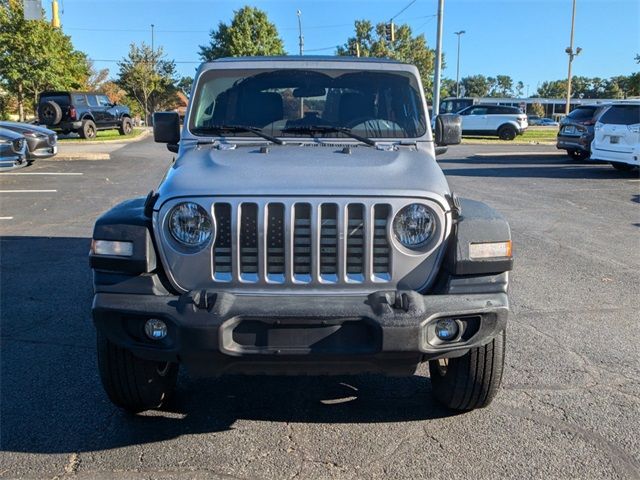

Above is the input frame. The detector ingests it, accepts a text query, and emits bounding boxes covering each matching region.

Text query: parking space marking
[0,172,83,176]
[0,189,57,193]
[0,216,14,220]
[474,152,564,157]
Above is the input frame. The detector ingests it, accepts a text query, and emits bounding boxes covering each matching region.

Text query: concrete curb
[48,152,111,161]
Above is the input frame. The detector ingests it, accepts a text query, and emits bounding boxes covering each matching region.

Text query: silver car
[0,128,28,169]
[90,57,513,413]
[0,121,57,161]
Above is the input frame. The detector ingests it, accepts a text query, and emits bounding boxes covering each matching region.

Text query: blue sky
[45,0,638,93]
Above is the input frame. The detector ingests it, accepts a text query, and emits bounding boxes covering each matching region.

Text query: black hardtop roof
[209,55,409,65]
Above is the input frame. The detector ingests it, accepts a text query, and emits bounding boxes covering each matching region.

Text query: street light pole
[564,0,581,115]
[297,10,304,55]
[454,30,465,98]
[432,0,444,117]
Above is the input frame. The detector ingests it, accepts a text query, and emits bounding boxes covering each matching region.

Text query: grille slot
[239,203,259,280]
[346,204,365,280]
[213,203,232,280]
[266,203,285,280]
[320,204,339,280]
[293,203,312,280]
[373,205,391,279]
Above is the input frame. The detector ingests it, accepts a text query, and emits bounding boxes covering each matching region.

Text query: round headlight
[393,204,436,249]
[168,202,213,248]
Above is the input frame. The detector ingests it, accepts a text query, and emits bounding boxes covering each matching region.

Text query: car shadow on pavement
[440,155,640,180]
[0,236,458,455]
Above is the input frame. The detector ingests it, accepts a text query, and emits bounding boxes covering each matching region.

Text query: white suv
[458,105,528,140]
[590,101,640,171]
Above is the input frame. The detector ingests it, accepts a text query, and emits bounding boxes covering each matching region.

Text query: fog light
[435,318,459,341]
[92,239,133,257]
[144,319,167,340]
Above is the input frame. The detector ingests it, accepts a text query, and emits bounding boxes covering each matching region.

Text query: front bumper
[93,290,508,376]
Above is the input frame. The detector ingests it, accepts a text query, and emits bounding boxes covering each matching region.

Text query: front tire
[97,332,178,413]
[429,329,505,411]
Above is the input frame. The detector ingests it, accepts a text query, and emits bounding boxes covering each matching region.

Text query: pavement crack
[64,452,81,475]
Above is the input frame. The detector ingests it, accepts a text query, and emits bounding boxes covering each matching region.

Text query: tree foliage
[116,42,178,124]
[460,75,491,97]
[336,20,438,100]
[536,75,639,99]
[0,0,90,120]
[177,76,194,95]
[199,6,285,60]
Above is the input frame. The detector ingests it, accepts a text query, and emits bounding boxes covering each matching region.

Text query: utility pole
[51,0,60,28]
[297,10,304,117]
[564,0,581,115]
[454,30,465,98]
[432,0,444,117]
[151,24,155,55]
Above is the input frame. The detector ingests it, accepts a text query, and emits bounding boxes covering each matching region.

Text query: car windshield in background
[598,104,640,125]
[189,68,427,139]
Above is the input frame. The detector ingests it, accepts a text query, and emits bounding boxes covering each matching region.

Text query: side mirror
[434,114,462,147]
[153,112,180,151]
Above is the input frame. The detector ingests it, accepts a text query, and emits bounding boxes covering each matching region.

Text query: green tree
[177,76,193,95]
[536,80,567,98]
[0,0,90,120]
[337,20,438,100]
[440,78,457,99]
[460,75,491,97]
[199,6,285,60]
[494,75,514,97]
[515,81,525,97]
[116,42,178,124]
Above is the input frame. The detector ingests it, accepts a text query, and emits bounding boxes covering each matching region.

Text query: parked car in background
[590,101,640,171]
[527,115,542,126]
[0,121,57,161]
[458,104,528,140]
[557,104,607,160]
[0,128,28,169]
[37,91,133,139]
[538,118,559,127]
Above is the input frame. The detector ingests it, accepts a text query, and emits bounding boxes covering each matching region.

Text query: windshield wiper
[281,125,376,147]
[192,124,285,145]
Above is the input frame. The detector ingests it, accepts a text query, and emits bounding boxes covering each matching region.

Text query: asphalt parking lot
[1,138,639,479]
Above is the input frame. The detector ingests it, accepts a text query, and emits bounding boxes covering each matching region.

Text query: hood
[0,121,55,136]
[156,141,451,208]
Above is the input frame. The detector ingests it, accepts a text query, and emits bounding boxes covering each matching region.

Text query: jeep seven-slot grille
[211,201,392,284]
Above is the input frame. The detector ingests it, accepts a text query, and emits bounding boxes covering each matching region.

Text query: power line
[391,0,418,20]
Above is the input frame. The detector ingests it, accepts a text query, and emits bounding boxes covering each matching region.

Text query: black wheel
[97,332,178,413]
[429,329,505,411]
[119,117,133,135]
[610,162,637,172]
[497,125,517,141]
[38,100,62,126]
[568,149,589,161]
[79,119,97,139]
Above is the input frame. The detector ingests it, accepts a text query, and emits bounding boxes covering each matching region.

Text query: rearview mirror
[153,112,181,151]
[293,86,326,98]
[434,114,462,146]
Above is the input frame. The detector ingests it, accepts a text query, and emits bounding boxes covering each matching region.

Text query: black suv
[37,91,133,139]
[557,104,609,160]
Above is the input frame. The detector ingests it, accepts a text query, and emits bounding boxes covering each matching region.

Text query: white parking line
[0,216,14,220]
[0,172,83,176]
[474,152,564,157]
[0,190,57,193]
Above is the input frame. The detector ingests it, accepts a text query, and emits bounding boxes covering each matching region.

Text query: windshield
[189,68,427,139]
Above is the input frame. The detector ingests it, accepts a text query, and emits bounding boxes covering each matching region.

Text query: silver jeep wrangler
[90,57,512,413]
